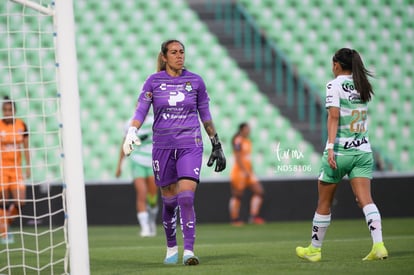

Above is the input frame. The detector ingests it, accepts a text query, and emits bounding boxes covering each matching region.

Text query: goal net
[0,1,89,274]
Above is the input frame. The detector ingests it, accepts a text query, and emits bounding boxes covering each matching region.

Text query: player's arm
[327,107,340,145]
[123,90,151,156]
[203,120,226,172]
[326,107,339,169]
[197,78,226,172]
[325,81,340,169]
[233,138,249,176]
[123,75,154,156]
[23,124,30,179]
[116,137,126,177]
[202,120,216,137]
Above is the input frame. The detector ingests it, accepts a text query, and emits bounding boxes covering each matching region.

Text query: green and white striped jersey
[325,75,372,155]
[125,115,153,167]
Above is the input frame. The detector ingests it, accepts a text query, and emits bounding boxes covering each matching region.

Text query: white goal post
[53,0,90,274]
[2,0,90,274]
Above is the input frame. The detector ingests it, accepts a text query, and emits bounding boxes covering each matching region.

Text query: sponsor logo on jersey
[162,113,187,120]
[193,167,199,175]
[349,92,363,104]
[168,91,185,106]
[166,107,184,112]
[326,95,334,104]
[343,136,368,149]
[160,83,187,91]
[341,80,355,93]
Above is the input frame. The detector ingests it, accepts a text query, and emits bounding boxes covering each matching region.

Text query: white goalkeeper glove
[123,127,141,156]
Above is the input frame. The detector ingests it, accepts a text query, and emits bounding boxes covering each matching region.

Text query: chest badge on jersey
[184,82,193,92]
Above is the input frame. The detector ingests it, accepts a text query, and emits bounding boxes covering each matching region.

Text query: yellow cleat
[363,242,388,261]
[296,244,321,262]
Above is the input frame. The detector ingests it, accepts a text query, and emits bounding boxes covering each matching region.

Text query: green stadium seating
[239,0,414,171]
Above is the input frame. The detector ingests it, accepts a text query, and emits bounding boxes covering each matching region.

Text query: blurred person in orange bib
[229,122,265,226]
[0,96,30,244]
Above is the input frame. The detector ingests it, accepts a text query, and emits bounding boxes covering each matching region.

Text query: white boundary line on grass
[89,234,414,251]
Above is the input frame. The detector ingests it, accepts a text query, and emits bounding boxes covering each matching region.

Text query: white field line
[89,234,414,251]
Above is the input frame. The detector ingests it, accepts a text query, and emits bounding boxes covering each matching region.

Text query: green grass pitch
[88,218,414,275]
[1,218,413,274]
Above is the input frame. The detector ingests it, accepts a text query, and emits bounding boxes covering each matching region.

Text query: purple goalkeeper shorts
[152,147,203,187]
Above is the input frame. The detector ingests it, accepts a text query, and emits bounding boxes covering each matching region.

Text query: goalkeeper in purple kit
[123,39,226,265]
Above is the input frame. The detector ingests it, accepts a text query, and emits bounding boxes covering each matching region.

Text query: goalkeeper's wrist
[210,133,222,149]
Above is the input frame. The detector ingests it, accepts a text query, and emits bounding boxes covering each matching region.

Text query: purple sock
[162,195,178,248]
[177,190,196,252]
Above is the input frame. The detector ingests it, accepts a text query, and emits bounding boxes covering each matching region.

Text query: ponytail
[156,52,166,72]
[351,50,374,102]
[333,48,374,103]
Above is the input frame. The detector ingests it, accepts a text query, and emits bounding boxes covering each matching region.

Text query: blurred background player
[123,39,226,265]
[229,122,265,226]
[0,96,30,244]
[116,113,158,237]
[296,48,388,262]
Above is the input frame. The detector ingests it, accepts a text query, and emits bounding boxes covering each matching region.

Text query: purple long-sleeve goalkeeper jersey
[133,69,212,149]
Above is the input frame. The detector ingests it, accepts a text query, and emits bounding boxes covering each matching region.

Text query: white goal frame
[9,0,90,274]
